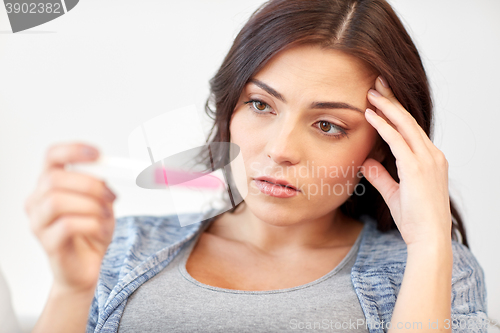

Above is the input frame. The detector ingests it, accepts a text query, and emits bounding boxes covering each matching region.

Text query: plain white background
[0,0,498,329]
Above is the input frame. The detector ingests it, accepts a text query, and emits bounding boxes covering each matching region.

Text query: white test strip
[66,156,151,184]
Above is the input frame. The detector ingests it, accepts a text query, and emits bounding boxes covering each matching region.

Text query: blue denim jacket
[86,210,488,333]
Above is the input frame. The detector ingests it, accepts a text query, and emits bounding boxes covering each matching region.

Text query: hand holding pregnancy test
[66,155,226,189]
[67,105,249,226]
[66,144,248,226]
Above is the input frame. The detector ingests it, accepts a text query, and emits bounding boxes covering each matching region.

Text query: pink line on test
[154,167,223,189]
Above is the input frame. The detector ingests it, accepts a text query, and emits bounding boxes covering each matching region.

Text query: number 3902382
[5,2,61,14]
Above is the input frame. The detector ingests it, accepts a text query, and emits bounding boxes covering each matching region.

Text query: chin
[257,215,297,227]
[245,199,301,226]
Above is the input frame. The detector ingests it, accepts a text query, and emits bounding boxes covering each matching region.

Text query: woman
[25,0,487,332]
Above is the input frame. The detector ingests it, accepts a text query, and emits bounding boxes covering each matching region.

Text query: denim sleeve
[84,213,190,332]
[450,241,488,333]
[85,216,133,333]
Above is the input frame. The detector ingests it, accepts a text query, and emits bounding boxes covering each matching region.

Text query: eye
[244,99,348,140]
[315,121,348,140]
[244,99,274,114]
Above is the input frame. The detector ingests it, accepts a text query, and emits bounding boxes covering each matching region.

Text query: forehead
[251,44,377,97]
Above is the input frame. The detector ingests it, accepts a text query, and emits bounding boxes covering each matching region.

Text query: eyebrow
[248,78,365,114]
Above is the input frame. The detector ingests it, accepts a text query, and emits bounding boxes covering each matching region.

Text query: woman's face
[230,44,381,226]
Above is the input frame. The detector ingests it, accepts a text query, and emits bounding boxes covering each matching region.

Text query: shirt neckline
[177,219,366,294]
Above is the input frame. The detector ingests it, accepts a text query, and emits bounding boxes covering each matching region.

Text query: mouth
[253,176,300,192]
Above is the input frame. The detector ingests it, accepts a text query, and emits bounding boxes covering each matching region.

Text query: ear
[366,135,386,163]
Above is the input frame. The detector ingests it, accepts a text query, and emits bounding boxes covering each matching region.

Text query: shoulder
[355,215,407,271]
[450,240,486,287]
[357,215,487,284]
[449,241,488,324]
[86,211,210,332]
[102,211,207,280]
[111,212,203,253]
[354,216,488,327]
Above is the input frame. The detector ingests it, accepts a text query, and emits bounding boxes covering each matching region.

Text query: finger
[376,76,432,142]
[375,76,446,159]
[368,82,431,157]
[31,191,112,235]
[365,108,415,165]
[370,76,403,129]
[361,157,400,205]
[376,76,407,112]
[32,168,116,207]
[43,142,100,172]
[39,215,110,256]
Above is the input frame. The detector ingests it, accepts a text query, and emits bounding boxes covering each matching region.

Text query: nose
[265,116,302,166]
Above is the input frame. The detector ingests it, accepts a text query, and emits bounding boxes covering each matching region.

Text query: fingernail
[378,76,389,88]
[104,187,117,201]
[81,146,98,158]
[365,108,377,116]
[369,89,382,97]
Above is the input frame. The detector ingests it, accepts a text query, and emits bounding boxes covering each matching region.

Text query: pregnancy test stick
[66,155,225,189]
[66,156,149,182]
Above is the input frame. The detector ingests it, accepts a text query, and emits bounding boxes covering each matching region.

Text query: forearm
[388,239,453,332]
[32,283,95,333]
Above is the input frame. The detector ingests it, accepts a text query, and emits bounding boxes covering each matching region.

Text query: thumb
[361,158,399,204]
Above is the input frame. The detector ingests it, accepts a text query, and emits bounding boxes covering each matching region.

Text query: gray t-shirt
[118,224,368,332]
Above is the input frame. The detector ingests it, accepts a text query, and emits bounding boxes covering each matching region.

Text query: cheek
[229,105,266,143]
[346,122,379,164]
[230,108,264,153]
[313,126,378,186]
[230,107,248,141]
[316,155,360,186]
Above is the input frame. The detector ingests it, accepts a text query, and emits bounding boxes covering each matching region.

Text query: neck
[206,203,362,256]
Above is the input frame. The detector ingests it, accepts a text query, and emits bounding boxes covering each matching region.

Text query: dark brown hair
[201,0,468,247]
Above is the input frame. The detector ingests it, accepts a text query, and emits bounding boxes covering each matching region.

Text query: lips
[254,176,300,192]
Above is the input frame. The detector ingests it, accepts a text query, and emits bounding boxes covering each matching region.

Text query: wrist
[407,236,452,254]
[406,239,453,273]
[50,282,96,301]
[405,225,452,252]
[32,283,96,333]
